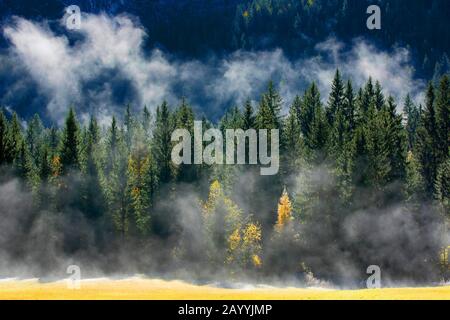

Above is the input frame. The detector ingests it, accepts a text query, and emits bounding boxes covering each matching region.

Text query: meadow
[1,277,449,300]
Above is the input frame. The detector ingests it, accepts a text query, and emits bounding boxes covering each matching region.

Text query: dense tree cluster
[0,73,448,285]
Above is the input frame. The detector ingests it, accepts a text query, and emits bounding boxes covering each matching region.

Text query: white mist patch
[2,14,424,123]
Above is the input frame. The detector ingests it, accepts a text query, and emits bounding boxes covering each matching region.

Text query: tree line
[0,72,448,285]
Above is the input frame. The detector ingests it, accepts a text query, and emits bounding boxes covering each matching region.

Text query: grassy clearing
[1,277,449,300]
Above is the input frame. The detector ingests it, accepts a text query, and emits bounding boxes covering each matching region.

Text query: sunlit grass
[1,277,450,300]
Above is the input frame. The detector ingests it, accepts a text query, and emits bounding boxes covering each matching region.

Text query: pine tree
[435,75,450,162]
[105,120,129,238]
[9,112,23,159]
[435,158,449,216]
[59,108,80,174]
[0,109,14,165]
[14,140,33,182]
[416,83,440,196]
[365,106,391,191]
[359,77,374,116]
[152,101,174,184]
[343,80,356,135]
[374,81,385,111]
[175,98,197,182]
[264,81,283,128]
[87,115,100,145]
[403,94,421,150]
[47,126,59,156]
[81,116,105,221]
[124,104,134,150]
[300,82,327,154]
[383,96,407,184]
[127,138,156,237]
[105,116,119,176]
[326,69,345,125]
[142,105,152,139]
[243,99,255,130]
[282,96,304,175]
[26,114,44,164]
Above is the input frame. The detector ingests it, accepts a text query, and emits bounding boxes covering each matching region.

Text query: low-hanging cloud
[1,13,424,124]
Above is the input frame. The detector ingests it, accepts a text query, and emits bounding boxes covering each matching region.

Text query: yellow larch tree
[276,188,292,230]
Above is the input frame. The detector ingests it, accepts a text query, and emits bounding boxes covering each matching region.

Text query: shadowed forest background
[0,73,449,287]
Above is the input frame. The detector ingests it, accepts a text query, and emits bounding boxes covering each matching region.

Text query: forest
[0,72,449,287]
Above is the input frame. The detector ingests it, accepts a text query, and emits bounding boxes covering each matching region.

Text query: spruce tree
[243,99,255,130]
[59,108,80,174]
[403,94,421,151]
[26,114,44,164]
[282,97,304,176]
[142,105,152,140]
[15,140,33,182]
[374,81,385,111]
[124,104,134,150]
[343,80,356,135]
[127,127,157,237]
[416,83,440,196]
[105,120,129,239]
[81,116,105,221]
[0,109,14,165]
[152,101,174,184]
[9,112,23,160]
[264,81,283,128]
[326,69,345,125]
[383,96,407,184]
[174,98,196,182]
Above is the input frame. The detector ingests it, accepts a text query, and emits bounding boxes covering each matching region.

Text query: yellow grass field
[1,277,450,300]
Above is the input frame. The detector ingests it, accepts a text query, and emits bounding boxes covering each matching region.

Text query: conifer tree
[403,94,421,151]
[105,120,129,238]
[15,140,33,182]
[374,81,385,111]
[359,77,374,116]
[383,96,407,184]
[202,180,243,267]
[0,109,14,165]
[300,82,327,153]
[59,108,80,174]
[127,139,156,237]
[326,69,345,125]
[276,188,292,230]
[105,116,119,176]
[81,116,105,221]
[142,105,152,140]
[26,114,44,164]
[282,96,304,175]
[264,81,283,128]
[243,99,255,130]
[47,126,59,156]
[9,112,23,159]
[435,158,449,216]
[153,101,174,184]
[174,98,198,182]
[124,104,134,150]
[435,75,449,162]
[343,80,356,135]
[416,83,440,196]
